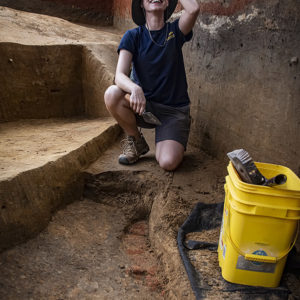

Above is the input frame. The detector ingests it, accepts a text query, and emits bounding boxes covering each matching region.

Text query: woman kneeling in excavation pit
[104,0,200,171]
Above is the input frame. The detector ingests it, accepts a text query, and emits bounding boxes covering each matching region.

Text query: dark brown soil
[0,0,113,25]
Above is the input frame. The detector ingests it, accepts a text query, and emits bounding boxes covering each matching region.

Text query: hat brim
[132,0,178,26]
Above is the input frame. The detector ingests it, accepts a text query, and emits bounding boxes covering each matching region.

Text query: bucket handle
[224,205,299,263]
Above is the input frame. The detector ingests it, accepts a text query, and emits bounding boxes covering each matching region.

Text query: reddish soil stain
[199,0,257,16]
[123,220,165,293]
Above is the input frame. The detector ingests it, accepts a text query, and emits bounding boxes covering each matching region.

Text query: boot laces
[120,137,137,156]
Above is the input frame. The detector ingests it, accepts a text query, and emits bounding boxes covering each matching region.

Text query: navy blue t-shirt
[118,19,192,107]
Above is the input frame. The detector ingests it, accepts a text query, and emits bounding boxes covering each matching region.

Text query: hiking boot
[118,134,149,165]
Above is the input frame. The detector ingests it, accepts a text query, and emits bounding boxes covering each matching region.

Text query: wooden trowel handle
[124,94,131,102]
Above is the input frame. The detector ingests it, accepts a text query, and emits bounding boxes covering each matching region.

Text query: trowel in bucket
[125,94,161,126]
[227,149,266,185]
[227,149,287,186]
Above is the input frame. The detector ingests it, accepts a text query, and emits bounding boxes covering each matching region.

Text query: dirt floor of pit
[0,199,164,300]
[1,130,299,299]
[0,129,223,300]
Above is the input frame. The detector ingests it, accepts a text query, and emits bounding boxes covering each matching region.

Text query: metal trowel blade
[142,111,162,126]
[227,149,266,185]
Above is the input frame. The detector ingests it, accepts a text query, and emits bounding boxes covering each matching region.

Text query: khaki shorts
[136,101,191,150]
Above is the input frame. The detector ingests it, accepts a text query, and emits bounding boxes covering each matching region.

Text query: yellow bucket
[218,162,300,287]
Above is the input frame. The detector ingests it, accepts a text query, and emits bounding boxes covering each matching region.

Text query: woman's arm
[178,0,200,36]
[115,49,146,115]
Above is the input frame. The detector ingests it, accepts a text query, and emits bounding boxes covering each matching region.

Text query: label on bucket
[236,250,276,273]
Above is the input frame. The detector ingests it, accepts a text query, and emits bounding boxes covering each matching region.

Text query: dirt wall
[185,0,300,174]
[82,45,115,118]
[0,44,84,121]
[0,43,116,121]
[0,0,113,25]
[113,0,134,30]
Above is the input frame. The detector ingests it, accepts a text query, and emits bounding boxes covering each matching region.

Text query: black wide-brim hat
[132,0,178,26]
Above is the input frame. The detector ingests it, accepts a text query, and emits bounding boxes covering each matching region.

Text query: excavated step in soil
[0,199,164,299]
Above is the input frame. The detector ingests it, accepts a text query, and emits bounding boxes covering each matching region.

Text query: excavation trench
[0,171,171,299]
[1,7,300,299]
[0,39,176,299]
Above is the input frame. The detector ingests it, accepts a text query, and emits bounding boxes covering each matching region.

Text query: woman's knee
[156,141,184,171]
[158,155,182,171]
[104,85,123,110]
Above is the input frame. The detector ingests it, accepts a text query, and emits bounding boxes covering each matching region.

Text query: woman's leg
[104,85,149,164]
[104,85,140,139]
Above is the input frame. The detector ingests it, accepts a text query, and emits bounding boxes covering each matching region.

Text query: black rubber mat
[177,202,299,299]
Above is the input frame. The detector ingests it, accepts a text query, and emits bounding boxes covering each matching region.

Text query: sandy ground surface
[0,118,116,180]
[0,6,122,45]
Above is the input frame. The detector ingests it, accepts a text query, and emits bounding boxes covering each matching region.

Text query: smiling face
[141,0,169,14]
